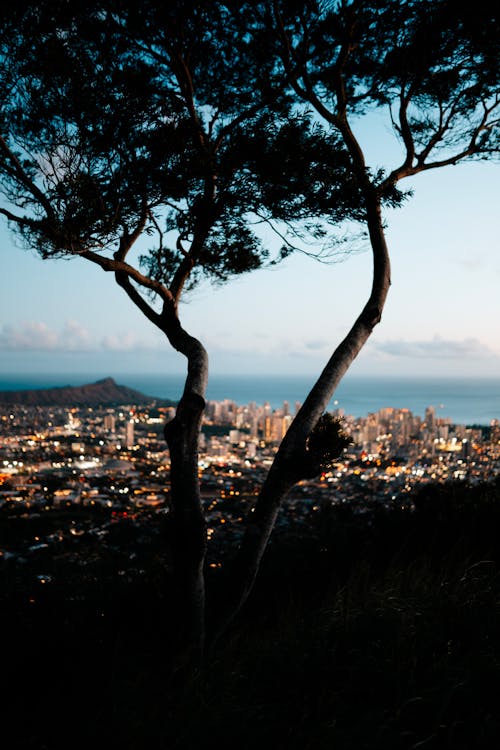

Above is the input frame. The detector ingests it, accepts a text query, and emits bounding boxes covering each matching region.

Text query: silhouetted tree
[0,0,360,662]
[220,0,500,630]
[1,0,498,662]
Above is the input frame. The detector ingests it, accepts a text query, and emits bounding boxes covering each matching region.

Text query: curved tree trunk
[113,263,210,666]
[161,306,209,665]
[213,186,391,639]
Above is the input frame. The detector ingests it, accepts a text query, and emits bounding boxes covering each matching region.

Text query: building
[125,419,135,449]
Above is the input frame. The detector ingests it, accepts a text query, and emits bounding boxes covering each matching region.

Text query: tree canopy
[0,0,365,303]
[272,0,499,183]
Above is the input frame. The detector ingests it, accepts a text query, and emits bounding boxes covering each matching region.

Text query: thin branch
[169,168,219,302]
[214,100,269,151]
[0,206,38,228]
[207,107,221,139]
[128,202,150,248]
[114,200,149,262]
[169,255,195,303]
[416,90,499,167]
[80,248,173,303]
[253,211,344,262]
[386,108,444,184]
[149,211,165,254]
[114,271,164,330]
[162,199,188,217]
[414,100,447,165]
[382,95,500,189]
[0,135,55,219]
[397,83,416,171]
[173,50,209,153]
[386,120,500,190]
[176,233,190,258]
[272,2,311,101]
[274,1,371,189]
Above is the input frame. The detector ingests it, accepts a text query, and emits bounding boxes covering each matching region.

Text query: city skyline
[1,116,499,380]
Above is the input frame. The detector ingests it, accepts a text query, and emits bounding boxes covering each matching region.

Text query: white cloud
[0,320,163,353]
[99,331,165,351]
[375,335,495,359]
[0,319,93,351]
[59,320,93,350]
[0,321,60,350]
[304,338,329,351]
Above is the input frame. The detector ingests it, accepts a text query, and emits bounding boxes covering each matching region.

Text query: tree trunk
[214,187,391,639]
[161,307,209,666]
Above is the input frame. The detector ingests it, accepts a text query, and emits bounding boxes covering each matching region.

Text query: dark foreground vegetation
[3,481,500,750]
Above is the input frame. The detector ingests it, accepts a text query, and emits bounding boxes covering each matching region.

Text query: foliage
[274,0,500,187]
[305,413,352,474]
[0,0,364,292]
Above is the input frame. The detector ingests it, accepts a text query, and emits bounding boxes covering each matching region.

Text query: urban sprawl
[2,398,500,573]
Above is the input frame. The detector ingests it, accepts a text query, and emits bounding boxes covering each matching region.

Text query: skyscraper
[125,419,134,449]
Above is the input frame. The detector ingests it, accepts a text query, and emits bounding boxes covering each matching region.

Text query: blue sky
[1,114,499,381]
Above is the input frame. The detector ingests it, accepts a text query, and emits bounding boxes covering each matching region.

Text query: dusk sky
[1,114,499,381]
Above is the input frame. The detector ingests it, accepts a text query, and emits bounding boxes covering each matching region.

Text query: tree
[217,0,500,631]
[1,0,498,665]
[0,0,361,662]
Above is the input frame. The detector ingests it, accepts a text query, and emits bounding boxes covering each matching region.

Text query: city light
[0,397,498,572]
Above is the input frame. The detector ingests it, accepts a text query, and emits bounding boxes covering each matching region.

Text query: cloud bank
[0,320,163,352]
[374,335,495,359]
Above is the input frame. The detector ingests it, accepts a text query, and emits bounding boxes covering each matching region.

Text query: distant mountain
[0,377,175,407]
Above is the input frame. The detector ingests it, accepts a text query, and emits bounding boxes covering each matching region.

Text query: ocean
[0,373,499,426]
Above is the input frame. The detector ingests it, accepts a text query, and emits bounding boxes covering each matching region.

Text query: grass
[3,481,500,749]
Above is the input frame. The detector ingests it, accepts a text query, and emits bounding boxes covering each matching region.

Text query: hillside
[0,377,174,407]
[2,481,500,748]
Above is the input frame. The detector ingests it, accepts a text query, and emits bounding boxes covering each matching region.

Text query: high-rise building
[125,419,134,449]
[425,406,436,431]
[104,413,116,432]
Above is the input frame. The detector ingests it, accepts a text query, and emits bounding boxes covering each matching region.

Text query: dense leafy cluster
[2,0,496,296]
[304,413,353,475]
[0,1,365,292]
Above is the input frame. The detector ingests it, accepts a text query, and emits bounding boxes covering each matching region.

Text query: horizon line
[0,371,499,381]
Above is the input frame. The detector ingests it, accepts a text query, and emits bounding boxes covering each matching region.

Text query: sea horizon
[0,372,499,426]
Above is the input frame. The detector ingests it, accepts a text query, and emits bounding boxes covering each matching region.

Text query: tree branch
[215,124,391,640]
[172,49,209,153]
[214,100,270,151]
[169,255,195,304]
[0,134,55,219]
[272,2,312,101]
[391,126,496,187]
[114,272,164,330]
[80,248,173,304]
[397,84,416,171]
[114,200,149,262]
[0,206,38,228]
